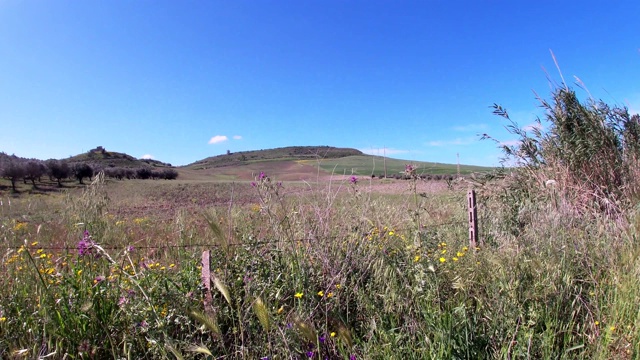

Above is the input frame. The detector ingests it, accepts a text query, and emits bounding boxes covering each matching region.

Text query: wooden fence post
[201,250,212,312]
[468,189,479,248]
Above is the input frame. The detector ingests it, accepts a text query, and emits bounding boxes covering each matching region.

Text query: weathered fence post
[201,250,212,312]
[467,189,479,248]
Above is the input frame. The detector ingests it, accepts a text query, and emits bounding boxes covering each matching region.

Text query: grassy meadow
[2,87,640,359]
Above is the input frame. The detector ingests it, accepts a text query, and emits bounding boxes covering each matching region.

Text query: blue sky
[1,1,639,166]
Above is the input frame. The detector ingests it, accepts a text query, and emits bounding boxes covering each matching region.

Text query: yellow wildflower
[326,292,334,298]
[453,257,459,262]
[277,306,284,314]
[294,292,303,299]
[439,257,446,263]
[330,332,336,337]
[414,255,421,262]
[317,291,324,297]
[0,317,6,322]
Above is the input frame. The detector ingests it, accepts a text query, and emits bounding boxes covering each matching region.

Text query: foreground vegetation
[2,84,640,359]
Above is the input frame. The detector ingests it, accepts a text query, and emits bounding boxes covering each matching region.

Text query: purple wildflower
[126,245,135,253]
[251,181,257,187]
[350,176,358,184]
[259,171,266,180]
[350,355,356,360]
[77,230,95,256]
[94,275,105,284]
[319,334,326,343]
[306,351,314,358]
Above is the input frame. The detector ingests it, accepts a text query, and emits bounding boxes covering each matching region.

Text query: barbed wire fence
[1,191,480,252]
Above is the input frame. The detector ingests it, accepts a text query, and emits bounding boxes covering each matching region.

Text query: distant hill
[67,146,173,168]
[185,146,363,170]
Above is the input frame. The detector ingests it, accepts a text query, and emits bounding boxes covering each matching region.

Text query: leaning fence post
[468,189,479,248]
[201,250,212,312]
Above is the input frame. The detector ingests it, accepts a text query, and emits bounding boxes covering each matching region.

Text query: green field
[311,155,493,177]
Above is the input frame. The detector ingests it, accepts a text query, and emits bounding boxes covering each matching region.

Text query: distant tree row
[0,155,178,192]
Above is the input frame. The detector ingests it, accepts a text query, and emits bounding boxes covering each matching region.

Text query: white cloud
[522,122,543,132]
[141,154,154,159]
[451,124,487,132]
[232,135,242,140]
[360,148,410,156]
[426,137,476,147]
[208,135,228,144]
[500,140,521,146]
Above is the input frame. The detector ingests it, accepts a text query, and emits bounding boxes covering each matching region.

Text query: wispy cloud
[208,135,228,144]
[426,137,476,147]
[232,135,242,140]
[522,122,543,132]
[500,140,521,146]
[451,124,487,132]
[141,154,154,159]
[360,147,411,156]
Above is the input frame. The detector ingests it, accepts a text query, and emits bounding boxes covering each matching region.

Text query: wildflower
[319,334,326,343]
[0,317,6,322]
[251,182,257,187]
[126,245,135,253]
[77,231,95,256]
[31,241,38,246]
[277,306,284,314]
[456,251,464,257]
[294,292,303,299]
[118,297,128,306]
[306,351,314,358]
[169,263,175,268]
[39,254,46,259]
[462,246,468,251]
[610,326,616,332]
[595,321,599,326]
[335,284,341,289]
[350,355,356,360]
[414,255,421,262]
[452,257,459,261]
[439,257,446,263]
[93,276,105,284]
[77,269,83,276]
[330,332,336,337]
[350,176,358,184]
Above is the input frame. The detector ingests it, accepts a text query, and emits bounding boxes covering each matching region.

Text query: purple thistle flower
[77,230,95,256]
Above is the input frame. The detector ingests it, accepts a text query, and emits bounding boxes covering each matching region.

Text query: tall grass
[1,81,640,359]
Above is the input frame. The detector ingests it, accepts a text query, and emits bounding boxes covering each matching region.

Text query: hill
[67,146,173,168]
[184,146,363,170]
[179,146,494,182]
